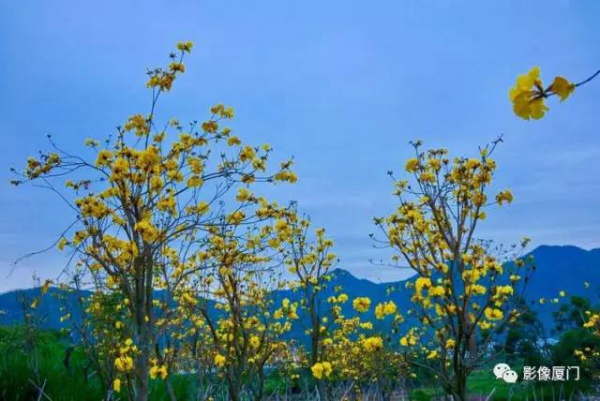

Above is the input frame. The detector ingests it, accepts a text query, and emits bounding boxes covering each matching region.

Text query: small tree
[374,139,534,401]
[552,296,592,335]
[282,208,337,399]
[503,296,548,366]
[188,219,299,401]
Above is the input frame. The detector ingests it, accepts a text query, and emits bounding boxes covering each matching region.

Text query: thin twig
[575,69,600,88]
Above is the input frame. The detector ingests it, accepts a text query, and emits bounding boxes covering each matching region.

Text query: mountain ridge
[1,245,599,336]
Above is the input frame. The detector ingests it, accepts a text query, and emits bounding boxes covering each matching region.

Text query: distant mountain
[1,245,599,339]
[520,245,600,333]
[524,245,600,301]
[0,287,87,329]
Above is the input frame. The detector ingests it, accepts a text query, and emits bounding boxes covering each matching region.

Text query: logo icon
[493,363,518,383]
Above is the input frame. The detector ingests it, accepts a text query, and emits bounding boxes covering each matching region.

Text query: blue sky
[1,0,599,292]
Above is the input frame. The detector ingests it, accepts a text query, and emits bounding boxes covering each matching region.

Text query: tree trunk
[228,383,240,401]
[226,368,242,401]
[133,302,152,401]
[135,352,150,401]
[252,367,265,401]
[452,368,467,401]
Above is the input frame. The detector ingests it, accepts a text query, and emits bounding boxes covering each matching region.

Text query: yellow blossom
[426,350,438,359]
[114,356,134,372]
[150,365,168,380]
[509,67,548,120]
[428,286,446,297]
[176,41,194,52]
[311,362,332,379]
[405,158,420,173]
[352,297,371,313]
[214,354,226,367]
[227,136,241,146]
[362,336,384,352]
[484,307,503,321]
[187,175,204,188]
[375,301,397,319]
[134,220,159,242]
[551,76,575,101]
[496,190,514,206]
[415,277,432,293]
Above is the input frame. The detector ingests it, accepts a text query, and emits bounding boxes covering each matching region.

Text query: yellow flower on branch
[150,365,168,380]
[508,66,597,119]
[583,312,599,331]
[134,220,159,242]
[550,76,575,101]
[352,297,371,313]
[484,307,503,321]
[375,301,397,319]
[311,362,333,379]
[362,336,384,352]
[495,190,514,206]
[214,354,226,367]
[415,277,432,293]
[176,41,194,53]
[114,356,134,372]
[509,67,548,120]
[405,158,420,173]
[426,349,438,359]
[227,136,241,146]
[428,285,446,297]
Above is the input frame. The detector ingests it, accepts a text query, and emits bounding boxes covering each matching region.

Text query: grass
[410,360,597,401]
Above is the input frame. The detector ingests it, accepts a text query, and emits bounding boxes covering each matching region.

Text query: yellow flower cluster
[150,364,168,380]
[509,67,575,120]
[484,307,503,321]
[214,354,226,367]
[274,298,299,320]
[400,329,419,347]
[361,336,384,352]
[374,301,397,319]
[495,190,514,206]
[311,361,333,379]
[114,355,134,372]
[583,311,600,334]
[352,297,371,313]
[509,67,548,120]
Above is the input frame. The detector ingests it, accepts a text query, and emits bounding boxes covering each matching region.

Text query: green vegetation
[0,326,103,401]
[1,324,598,401]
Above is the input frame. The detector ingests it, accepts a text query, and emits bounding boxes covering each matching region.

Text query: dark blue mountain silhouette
[1,245,599,340]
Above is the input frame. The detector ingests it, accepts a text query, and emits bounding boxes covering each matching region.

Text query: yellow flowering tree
[11,42,298,401]
[374,139,534,401]
[584,311,600,337]
[578,309,600,374]
[185,219,299,401]
[302,293,407,400]
[282,210,337,363]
